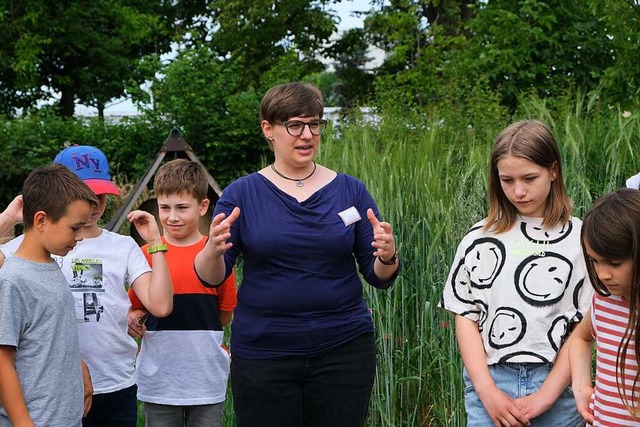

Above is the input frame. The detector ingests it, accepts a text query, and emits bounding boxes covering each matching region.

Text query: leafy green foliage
[136,0,349,185]
[0,0,205,117]
[586,0,640,106]
[461,0,614,110]
[366,0,475,70]
[325,28,375,108]
[0,113,166,207]
[365,1,488,118]
[150,49,267,185]
[301,71,339,105]
[367,0,640,113]
[203,0,338,86]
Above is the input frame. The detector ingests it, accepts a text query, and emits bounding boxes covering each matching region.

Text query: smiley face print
[464,238,506,290]
[460,300,489,331]
[520,220,573,245]
[449,238,506,305]
[488,307,527,349]
[450,260,474,304]
[514,253,573,306]
[498,351,550,364]
[572,278,584,312]
[548,316,569,352]
[476,300,489,332]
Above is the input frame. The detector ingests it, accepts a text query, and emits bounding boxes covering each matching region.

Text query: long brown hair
[582,188,640,416]
[485,120,572,233]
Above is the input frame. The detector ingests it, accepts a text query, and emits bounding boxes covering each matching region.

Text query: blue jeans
[143,402,223,427]
[82,384,137,427]
[463,363,583,426]
[231,333,376,427]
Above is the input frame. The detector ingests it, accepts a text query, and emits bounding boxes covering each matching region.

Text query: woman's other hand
[367,208,396,263]
[206,207,240,257]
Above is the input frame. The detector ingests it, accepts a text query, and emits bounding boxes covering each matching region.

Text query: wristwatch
[378,250,398,265]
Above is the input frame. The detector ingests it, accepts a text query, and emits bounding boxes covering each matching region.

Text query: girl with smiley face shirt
[569,189,640,425]
[440,120,592,426]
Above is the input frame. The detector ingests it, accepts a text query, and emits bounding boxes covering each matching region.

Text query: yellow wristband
[147,244,168,254]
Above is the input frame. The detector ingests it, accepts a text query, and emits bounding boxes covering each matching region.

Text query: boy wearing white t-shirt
[0,145,174,427]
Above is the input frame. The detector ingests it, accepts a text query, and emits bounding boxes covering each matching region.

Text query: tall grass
[313,95,638,426]
[136,95,638,426]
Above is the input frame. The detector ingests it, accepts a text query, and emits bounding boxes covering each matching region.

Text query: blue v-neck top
[213,172,398,359]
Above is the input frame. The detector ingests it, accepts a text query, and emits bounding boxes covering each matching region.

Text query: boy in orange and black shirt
[128,159,236,425]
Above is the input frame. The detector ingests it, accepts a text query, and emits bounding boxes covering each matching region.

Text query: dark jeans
[82,384,137,427]
[231,333,376,427]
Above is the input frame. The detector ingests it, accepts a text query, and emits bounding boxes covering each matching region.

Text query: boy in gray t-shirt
[0,165,97,426]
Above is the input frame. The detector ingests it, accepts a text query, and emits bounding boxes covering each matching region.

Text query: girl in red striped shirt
[569,188,640,425]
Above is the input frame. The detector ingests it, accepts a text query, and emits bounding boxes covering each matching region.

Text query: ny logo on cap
[73,153,102,172]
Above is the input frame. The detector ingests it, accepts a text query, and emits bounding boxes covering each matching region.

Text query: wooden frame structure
[106,128,222,232]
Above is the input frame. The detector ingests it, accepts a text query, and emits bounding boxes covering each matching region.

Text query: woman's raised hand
[367,208,396,263]
[207,207,241,256]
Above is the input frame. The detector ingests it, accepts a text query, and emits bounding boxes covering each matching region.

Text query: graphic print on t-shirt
[440,215,593,366]
[450,237,506,305]
[69,257,105,323]
[519,220,572,245]
[514,252,573,306]
[488,306,526,349]
[547,315,570,352]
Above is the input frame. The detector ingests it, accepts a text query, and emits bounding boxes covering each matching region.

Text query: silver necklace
[270,161,317,187]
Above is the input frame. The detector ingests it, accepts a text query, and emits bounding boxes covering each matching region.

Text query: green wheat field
[137,95,638,426]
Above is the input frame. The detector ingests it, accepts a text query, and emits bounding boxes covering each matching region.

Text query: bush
[0,113,167,207]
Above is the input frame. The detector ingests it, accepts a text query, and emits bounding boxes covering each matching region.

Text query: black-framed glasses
[276,119,328,137]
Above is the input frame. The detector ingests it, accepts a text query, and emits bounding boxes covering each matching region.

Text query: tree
[0,0,205,117]
[586,0,640,105]
[460,0,617,109]
[141,0,347,183]
[366,0,640,112]
[325,28,375,108]
[363,0,478,110]
[149,49,266,186]
[201,0,339,86]
[365,0,476,74]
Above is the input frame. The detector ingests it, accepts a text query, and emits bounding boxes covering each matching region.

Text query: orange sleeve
[217,270,238,312]
[128,287,145,310]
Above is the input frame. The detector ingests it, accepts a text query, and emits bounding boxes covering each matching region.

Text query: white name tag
[338,206,361,226]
